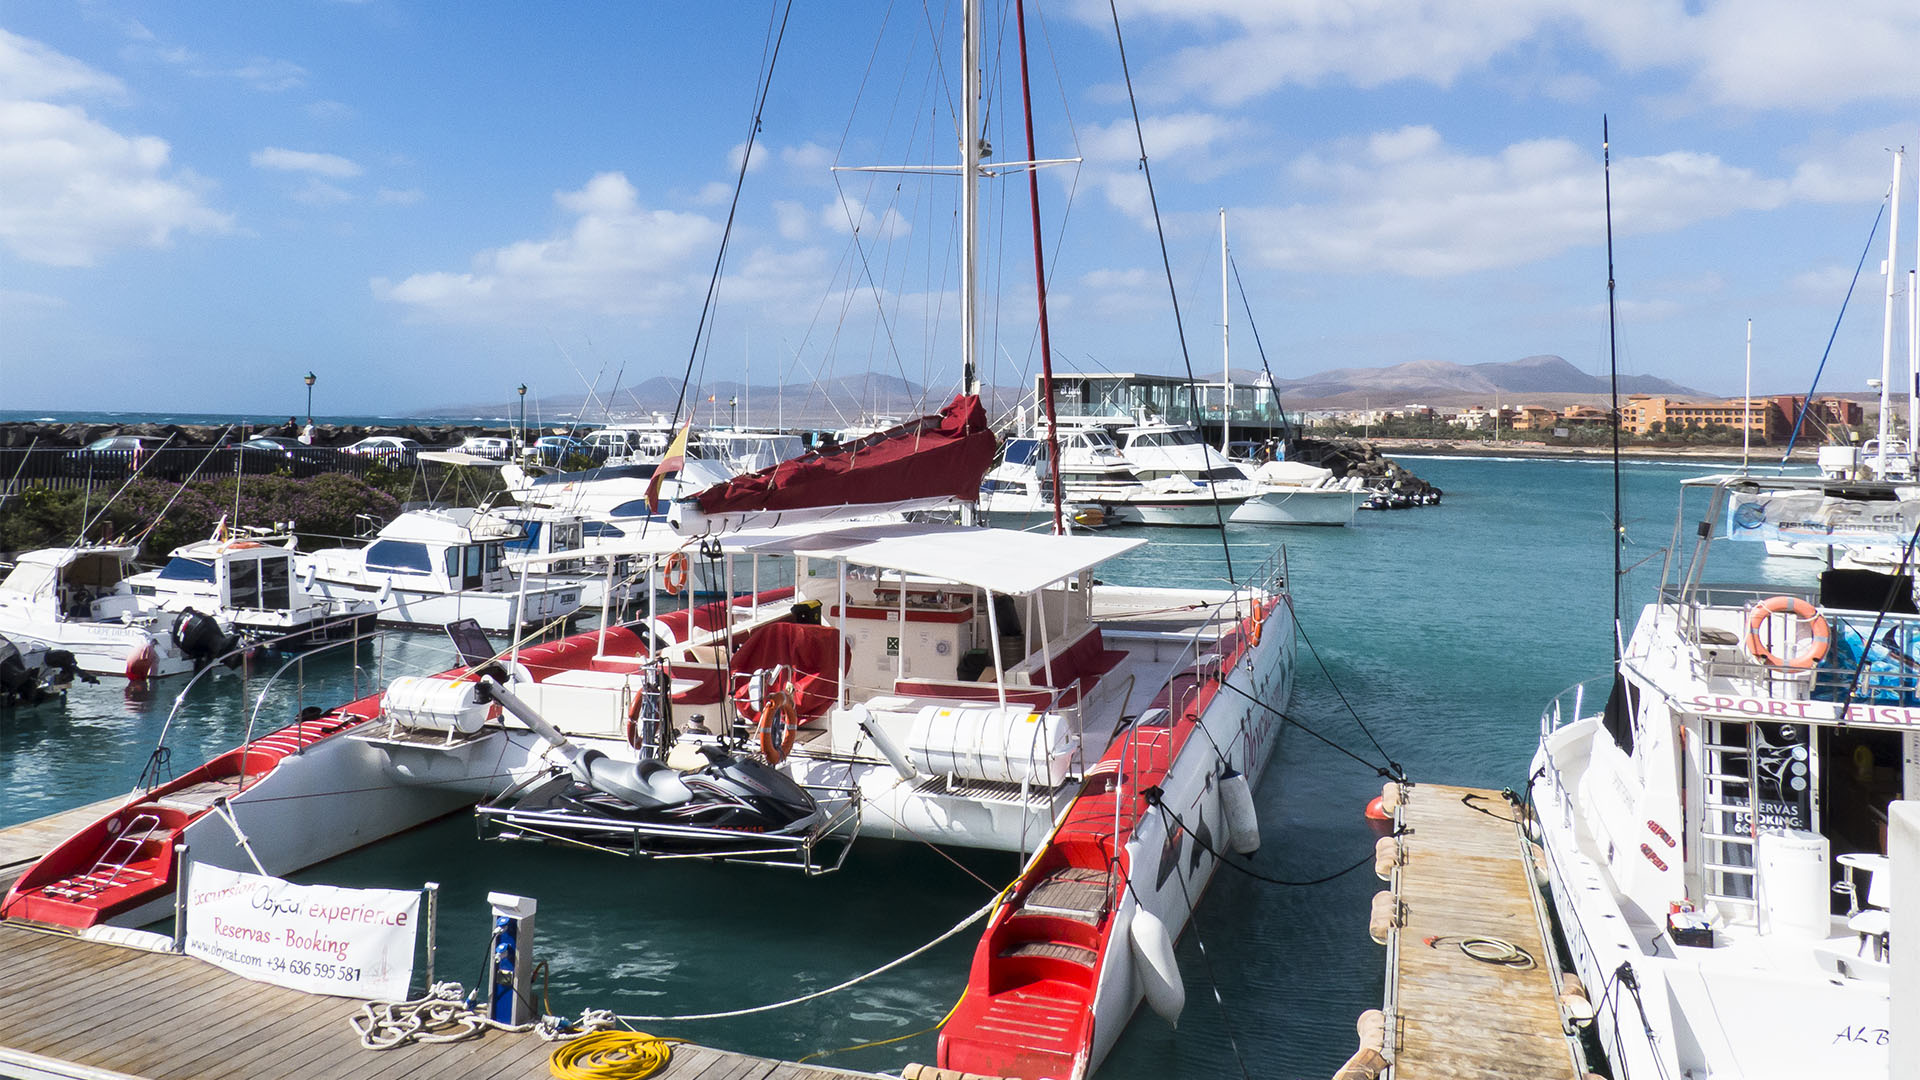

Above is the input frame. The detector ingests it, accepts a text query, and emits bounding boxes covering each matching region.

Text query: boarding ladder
[41,813,162,901]
[1699,719,1759,914]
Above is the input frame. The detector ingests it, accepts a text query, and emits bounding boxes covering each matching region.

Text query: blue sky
[2,1,1918,419]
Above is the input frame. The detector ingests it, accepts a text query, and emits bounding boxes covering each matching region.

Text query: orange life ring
[755,689,799,765]
[1248,614,1263,648]
[1745,595,1830,669]
[662,552,691,596]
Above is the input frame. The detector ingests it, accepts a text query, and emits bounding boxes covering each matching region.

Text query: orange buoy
[1365,795,1390,821]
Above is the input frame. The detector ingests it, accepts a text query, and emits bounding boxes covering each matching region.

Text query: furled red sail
[688,395,995,518]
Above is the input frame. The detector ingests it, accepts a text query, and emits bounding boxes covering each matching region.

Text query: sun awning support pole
[897,569,909,684]
[984,586,1008,711]
[837,558,850,707]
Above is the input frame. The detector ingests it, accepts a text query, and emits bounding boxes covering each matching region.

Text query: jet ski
[469,669,845,868]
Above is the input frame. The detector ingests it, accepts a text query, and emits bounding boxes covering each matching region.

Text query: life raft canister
[1744,595,1830,670]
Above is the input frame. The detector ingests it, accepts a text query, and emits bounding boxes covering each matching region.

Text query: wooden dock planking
[1382,783,1581,1080]
[0,925,884,1080]
[0,795,128,887]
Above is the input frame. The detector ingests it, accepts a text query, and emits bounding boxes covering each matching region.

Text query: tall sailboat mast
[1220,208,1231,454]
[1877,147,1903,474]
[960,0,982,396]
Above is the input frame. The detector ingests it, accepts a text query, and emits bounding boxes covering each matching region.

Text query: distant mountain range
[1258,354,1703,408]
[417,354,1706,425]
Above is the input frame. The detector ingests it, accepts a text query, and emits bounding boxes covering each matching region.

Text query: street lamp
[517,384,528,453]
[304,372,316,426]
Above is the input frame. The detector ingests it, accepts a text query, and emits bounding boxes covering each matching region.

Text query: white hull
[305,576,582,633]
[1532,717,1889,1080]
[1230,488,1360,525]
[0,617,193,679]
[1104,496,1250,527]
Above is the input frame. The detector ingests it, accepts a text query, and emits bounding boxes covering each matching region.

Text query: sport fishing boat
[986,429,1249,527]
[125,525,378,651]
[299,506,585,633]
[1233,459,1365,525]
[1532,473,1902,1080]
[0,545,236,679]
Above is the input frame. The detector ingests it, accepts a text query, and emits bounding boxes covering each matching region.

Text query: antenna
[1603,116,1623,668]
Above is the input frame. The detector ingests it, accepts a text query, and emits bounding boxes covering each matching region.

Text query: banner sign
[1726,489,1920,549]
[1688,692,1920,731]
[184,863,419,999]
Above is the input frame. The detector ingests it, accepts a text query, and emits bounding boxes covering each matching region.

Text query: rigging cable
[1229,255,1294,444]
[1215,677,1402,781]
[1105,0,1234,582]
[1151,796,1378,887]
[666,1,794,431]
[1284,597,1402,775]
[1781,197,1889,460]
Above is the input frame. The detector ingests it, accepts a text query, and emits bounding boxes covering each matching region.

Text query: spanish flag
[646,417,694,513]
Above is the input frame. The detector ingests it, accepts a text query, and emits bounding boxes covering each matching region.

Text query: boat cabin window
[158,557,216,583]
[582,522,625,539]
[366,540,433,574]
[608,498,663,519]
[1003,439,1040,466]
[505,521,543,553]
[1131,429,1202,448]
[228,556,292,610]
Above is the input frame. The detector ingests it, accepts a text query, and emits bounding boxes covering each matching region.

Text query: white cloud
[0,28,126,100]
[1789,265,1863,302]
[780,142,834,178]
[1235,126,1801,277]
[376,187,424,206]
[1078,111,1255,217]
[0,98,231,266]
[251,147,363,178]
[373,172,722,322]
[772,200,810,240]
[223,57,307,93]
[1093,0,1920,112]
[292,178,353,205]
[0,288,67,315]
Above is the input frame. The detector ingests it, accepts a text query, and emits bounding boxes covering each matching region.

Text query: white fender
[376,578,394,606]
[1219,768,1260,856]
[1129,905,1184,1025]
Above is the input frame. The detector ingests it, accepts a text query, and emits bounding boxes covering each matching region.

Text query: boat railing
[1662,584,1920,705]
[1539,677,1613,739]
[137,619,400,794]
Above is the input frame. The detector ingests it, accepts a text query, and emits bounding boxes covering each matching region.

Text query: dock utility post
[486,891,537,1025]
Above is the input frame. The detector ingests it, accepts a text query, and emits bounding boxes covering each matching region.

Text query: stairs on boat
[941,862,1117,1079]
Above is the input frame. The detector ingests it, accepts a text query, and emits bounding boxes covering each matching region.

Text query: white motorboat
[1532,473,1904,1080]
[0,545,231,679]
[1232,459,1365,525]
[987,430,1250,527]
[125,526,377,651]
[299,507,585,632]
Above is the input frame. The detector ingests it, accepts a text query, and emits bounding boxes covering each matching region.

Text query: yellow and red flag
[645,417,695,513]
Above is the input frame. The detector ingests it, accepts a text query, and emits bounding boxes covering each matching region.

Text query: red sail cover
[692,394,996,514]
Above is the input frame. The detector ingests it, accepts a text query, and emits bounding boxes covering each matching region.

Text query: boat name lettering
[1833,1025,1889,1046]
[1687,694,1920,727]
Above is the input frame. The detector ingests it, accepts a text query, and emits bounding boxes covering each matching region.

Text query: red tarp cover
[691,395,996,514]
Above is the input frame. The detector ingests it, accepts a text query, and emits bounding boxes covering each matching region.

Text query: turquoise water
[0,458,1819,1078]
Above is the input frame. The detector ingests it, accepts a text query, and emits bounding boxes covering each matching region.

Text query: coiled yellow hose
[549,1030,678,1079]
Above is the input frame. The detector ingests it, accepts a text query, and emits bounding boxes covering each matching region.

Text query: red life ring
[662,552,691,596]
[755,689,799,765]
[1744,596,1830,670]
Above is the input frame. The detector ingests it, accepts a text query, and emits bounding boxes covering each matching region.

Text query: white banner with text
[183,863,419,999]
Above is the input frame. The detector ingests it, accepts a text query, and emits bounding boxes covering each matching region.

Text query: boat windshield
[158,557,216,583]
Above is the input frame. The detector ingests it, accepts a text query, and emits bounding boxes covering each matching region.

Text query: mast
[1878,147,1903,475]
[1742,318,1752,473]
[960,0,982,396]
[1014,0,1064,535]
[1603,117,1623,668]
[1220,208,1231,454]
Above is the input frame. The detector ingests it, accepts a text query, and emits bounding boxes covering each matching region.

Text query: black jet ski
[468,669,834,863]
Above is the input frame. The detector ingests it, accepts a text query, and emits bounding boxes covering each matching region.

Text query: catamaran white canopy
[504,520,1144,594]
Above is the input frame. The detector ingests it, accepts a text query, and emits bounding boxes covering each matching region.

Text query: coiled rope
[549,1030,680,1080]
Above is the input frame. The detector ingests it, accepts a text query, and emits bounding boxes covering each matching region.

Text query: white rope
[350,981,616,1050]
[613,889,1003,1022]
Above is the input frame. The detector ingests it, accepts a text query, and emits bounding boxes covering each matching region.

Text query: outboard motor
[40,650,91,690]
[174,609,239,670]
[0,638,34,706]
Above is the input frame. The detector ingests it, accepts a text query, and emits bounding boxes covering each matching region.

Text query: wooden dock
[1372,783,1585,1080]
[0,805,878,1080]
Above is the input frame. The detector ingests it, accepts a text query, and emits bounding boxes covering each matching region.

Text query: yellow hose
[549,1030,678,1080]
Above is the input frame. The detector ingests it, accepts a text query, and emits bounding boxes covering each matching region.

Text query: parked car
[531,435,601,466]
[64,435,172,477]
[237,436,343,476]
[345,436,421,467]
[456,436,513,460]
